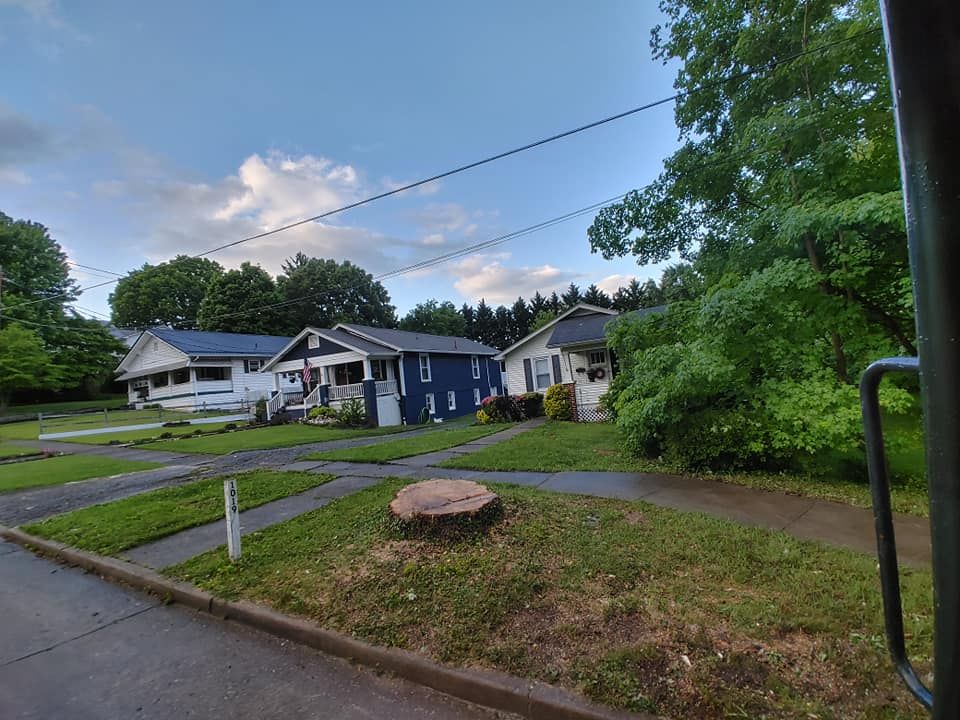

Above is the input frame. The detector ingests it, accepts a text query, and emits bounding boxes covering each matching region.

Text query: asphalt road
[0,540,511,720]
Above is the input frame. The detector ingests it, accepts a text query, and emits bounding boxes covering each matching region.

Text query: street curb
[0,525,653,720]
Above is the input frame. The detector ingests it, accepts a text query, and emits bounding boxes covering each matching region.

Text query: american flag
[303,357,312,390]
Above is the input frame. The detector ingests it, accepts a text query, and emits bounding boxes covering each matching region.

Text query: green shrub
[337,398,366,427]
[254,398,267,423]
[519,392,544,417]
[308,405,338,420]
[479,395,524,423]
[543,384,572,420]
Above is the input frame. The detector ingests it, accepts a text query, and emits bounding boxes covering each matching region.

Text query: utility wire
[66,260,124,277]
[3,27,880,313]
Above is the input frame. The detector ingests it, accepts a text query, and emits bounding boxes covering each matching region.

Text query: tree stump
[389,479,501,537]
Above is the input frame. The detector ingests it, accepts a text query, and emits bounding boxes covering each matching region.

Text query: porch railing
[375,379,398,395]
[266,391,284,420]
[329,382,364,401]
[303,385,321,410]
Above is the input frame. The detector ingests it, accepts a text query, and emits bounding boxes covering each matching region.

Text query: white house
[115,328,291,412]
[495,303,665,421]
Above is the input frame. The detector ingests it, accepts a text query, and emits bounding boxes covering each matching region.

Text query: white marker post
[223,478,241,561]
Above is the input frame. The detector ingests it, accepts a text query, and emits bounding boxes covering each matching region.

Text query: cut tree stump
[389,479,501,536]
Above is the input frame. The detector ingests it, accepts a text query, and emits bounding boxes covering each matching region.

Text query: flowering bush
[519,391,544,418]
[479,394,526,423]
[544,384,572,420]
[306,405,338,425]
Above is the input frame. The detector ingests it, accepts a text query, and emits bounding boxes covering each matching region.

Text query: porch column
[318,383,329,407]
[362,358,378,427]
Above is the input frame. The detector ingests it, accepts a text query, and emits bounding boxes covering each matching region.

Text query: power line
[3,27,880,314]
[66,260,124,277]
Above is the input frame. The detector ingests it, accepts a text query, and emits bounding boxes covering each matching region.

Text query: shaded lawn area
[439,420,929,517]
[0,409,236,443]
[0,455,163,494]
[168,479,932,719]
[303,424,507,463]
[139,423,417,455]
[24,470,334,555]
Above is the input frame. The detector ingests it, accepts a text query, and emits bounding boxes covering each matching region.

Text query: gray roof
[340,324,498,354]
[148,328,292,357]
[323,327,398,356]
[546,306,666,348]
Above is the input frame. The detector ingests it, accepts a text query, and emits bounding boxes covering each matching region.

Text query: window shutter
[551,355,562,384]
[523,358,534,392]
[243,360,250,373]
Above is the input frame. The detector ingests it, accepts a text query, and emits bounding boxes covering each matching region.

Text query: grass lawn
[24,470,335,555]
[0,408,238,443]
[303,424,508,463]
[62,421,240,446]
[0,395,128,417]
[0,455,163,494]
[168,478,932,719]
[139,423,417,455]
[0,443,39,459]
[439,420,930,516]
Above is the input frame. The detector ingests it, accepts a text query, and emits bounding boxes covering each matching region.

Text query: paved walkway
[0,540,510,720]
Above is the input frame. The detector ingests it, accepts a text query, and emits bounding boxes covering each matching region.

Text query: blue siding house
[261,323,500,426]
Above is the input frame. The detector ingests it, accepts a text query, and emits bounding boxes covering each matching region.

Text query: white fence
[329,382,364,401]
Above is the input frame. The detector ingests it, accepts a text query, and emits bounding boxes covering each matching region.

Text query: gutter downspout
[191,356,200,412]
[397,352,407,424]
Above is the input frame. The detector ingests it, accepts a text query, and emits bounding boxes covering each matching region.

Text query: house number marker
[224,478,241,561]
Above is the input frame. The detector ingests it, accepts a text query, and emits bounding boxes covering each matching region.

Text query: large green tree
[197,262,281,334]
[276,253,396,333]
[110,255,223,329]
[0,324,58,410]
[400,299,466,337]
[590,0,912,469]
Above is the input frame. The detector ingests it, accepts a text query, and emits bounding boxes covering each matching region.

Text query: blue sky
[0,0,680,320]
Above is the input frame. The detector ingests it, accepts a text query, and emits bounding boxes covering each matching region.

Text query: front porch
[267,356,402,426]
[560,344,613,422]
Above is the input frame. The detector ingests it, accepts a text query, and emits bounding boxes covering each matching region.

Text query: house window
[471,355,480,379]
[490,385,498,397]
[425,393,435,415]
[335,362,364,386]
[533,356,551,391]
[308,335,319,349]
[244,359,262,373]
[447,390,456,411]
[151,372,169,388]
[588,350,607,366]
[196,367,231,382]
[172,368,191,385]
[419,353,431,382]
[473,388,481,406]
[371,359,387,381]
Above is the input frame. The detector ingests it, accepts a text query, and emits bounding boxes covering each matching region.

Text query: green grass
[62,421,241,446]
[0,407,238,443]
[168,479,932,718]
[24,470,335,555]
[139,423,416,455]
[440,420,930,516]
[304,424,508,463]
[0,455,163,494]
[1,395,128,417]
[0,443,38,459]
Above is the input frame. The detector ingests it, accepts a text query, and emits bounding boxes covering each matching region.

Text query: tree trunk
[803,235,851,384]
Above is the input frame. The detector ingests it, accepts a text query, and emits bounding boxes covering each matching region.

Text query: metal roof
[546,305,666,347]
[146,328,292,357]
[338,324,499,354]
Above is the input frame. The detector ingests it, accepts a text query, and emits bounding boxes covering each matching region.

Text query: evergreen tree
[582,283,612,308]
[473,299,496,346]
[548,291,562,315]
[510,296,533,340]
[560,282,583,308]
[529,291,549,318]
[460,303,475,340]
[493,305,514,349]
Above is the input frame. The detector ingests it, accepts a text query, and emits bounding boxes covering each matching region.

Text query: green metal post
[879,2,960,716]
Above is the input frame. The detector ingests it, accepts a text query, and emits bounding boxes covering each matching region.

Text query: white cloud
[452,252,583,304]
[0,167,30,185]
[422,233,445,246]
[596,273,635,295]
[0,0,63,27]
